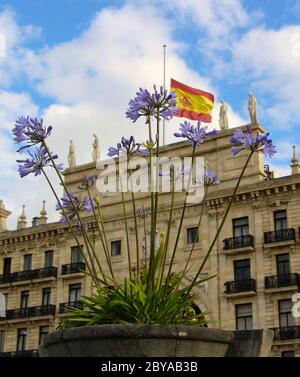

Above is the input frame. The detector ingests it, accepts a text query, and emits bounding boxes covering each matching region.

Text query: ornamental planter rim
[44,324,234,348]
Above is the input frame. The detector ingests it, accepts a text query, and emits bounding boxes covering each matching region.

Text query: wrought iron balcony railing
[264,228,295,244]
[0,266,57,285]
[61,262,86,275]
[59,301,82,314]
[224,279,256,294]
[0,305,56,321]
[265,273,300,289]
[271,326,300,341]
[223,235,254,250]
[0,350,39,357]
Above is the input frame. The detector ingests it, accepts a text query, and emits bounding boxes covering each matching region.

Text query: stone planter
[40,324,273,357]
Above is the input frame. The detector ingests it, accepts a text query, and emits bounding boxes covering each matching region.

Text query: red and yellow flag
[171,78,214,123]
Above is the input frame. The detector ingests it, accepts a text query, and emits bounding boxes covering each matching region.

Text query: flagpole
[163,44,166,146]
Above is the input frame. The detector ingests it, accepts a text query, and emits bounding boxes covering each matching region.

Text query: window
[69,283,81,303]
[42,288,51,307]
[44,251,54,268]
[233,217,249,238]
[17,329,27,352]
[236,304,253,330]
[3,257,11,275]
[279,300,294,328]
[277,254,290,276]
[187,227,199,244]
[71,246,83,264]
[111,240,121,256]
[0,331,4,352]
[39,326,49,346]
[274,210,288,231]
[234,259,251,281]
[20,291,29,309]
[23,254,32,271]
[281,351,295,357]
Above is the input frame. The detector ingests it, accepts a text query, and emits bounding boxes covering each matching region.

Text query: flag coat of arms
[171,78,214,122]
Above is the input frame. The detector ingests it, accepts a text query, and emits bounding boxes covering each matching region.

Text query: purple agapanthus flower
[174,121,218,147]
[13,117,53,152]
[136,204,149,219]
[78,175,96,191]
[56,192,95,223]
[230,125,276,157]
[204,169,220,186]
[126,85,177,123]
[107,136,149,157]
[16,146,63,178]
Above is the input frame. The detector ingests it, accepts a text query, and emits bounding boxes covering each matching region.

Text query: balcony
[0,266,57,285]
[223,235,254,253]
[264,228,295,244]
[61,262,86,275]
[265,273,300,290]
[59,301,82,314]
[271,326,300,341]
[0,350,39,357]
[0,305,56,321]
[224,279,256,296]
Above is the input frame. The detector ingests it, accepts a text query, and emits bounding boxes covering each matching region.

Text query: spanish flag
[171,78,214,123]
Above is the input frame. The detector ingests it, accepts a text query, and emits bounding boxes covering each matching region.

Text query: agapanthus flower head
[13,117,53,152]
[230,125,276,157]
[126,85,177,123]
[204,169,220,186]
[174,121,218,147]
[136,204,149,219]
[78,175,96,191]
[107,136,149,157]
[56,191,95,223]
[16,146,63,178]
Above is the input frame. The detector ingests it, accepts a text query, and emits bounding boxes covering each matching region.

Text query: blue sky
[0,0,300,228]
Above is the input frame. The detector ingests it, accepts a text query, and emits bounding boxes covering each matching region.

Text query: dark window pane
[234,259,251,281]
[187,227,199,244]
[236,303,253,330]
[71,246,83,264]
[23,255,32,271]
[39,326,49,346]
[282,351,295,357]
[111,240,121,256]
[44,251,54,268]
[20,291,29,309]
[0,331,4,352]
[42,288,51,306]
[17,329,27,352]
[276,254,290,276]
[233,217,249,237]
[3,258,11,275]
[69,283,81,302]
[274,210,288,231]
[279,300,294,328]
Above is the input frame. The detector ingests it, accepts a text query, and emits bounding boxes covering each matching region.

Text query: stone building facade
[0,124,300,357]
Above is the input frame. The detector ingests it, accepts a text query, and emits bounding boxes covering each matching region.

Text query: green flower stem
[120,189,132,281]
[94,198,111,269]
[127,156,140,275]
[143,217,147,269]
[42,141,103,282]
[165,144,197,284]
[86,187,114,279]
[186,150,254,295]
[157,174,175,291]
[41,168,97,284]
[183,184,209,273]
